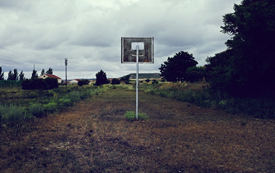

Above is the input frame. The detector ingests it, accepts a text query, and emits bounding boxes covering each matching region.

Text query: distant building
[89,80,96,85]
[69,79,80,85]
[38,74,62,84]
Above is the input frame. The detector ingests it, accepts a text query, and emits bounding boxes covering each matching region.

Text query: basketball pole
[136,45,139,120]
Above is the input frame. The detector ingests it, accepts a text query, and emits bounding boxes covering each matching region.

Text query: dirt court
[1,87,275,172]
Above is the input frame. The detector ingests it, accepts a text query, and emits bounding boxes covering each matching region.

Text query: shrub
[185,66,206,83]
[59,99,73,107]
[78,79,89,86]
[22,78,58,90]
[43,102,58,113]
[124,111,148,121]
[152,80,158,85]
[111,78,120,85]
[29,103,45,118]
[0,104,29,123]
[45,78,58,89]
[67,91,80,102]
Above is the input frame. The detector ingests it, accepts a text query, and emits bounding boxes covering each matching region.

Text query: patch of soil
[1,88,275,172]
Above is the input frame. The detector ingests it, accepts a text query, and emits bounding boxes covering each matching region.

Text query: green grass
[29,103,45,118]
[0,85,113,124]
[124,111,148,121]
[143,83,275,119]
[0,104,32,123]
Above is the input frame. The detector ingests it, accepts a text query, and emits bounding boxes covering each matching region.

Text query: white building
[38,74,62,84]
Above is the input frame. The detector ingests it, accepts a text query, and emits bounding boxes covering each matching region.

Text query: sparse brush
[43,102,58,113]
[67,91,80,102]
[124,111,148,121]
[0,104,29,123]
[29,103,45,118]
[59,98,73,107]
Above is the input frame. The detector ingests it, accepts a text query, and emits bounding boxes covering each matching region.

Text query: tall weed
[0,104,31,123]
[29,103,45,118]
[144,83,275,119]
[43,102,58,113]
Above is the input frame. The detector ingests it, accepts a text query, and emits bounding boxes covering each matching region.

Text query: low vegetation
[0,85,111,126]
[124,111,148,121]
[0,87,274,172]
[142,82,275,119]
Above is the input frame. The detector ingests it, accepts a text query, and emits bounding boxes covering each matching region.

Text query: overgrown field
[142,82,275,119]
[0,85,109,125]
[0,86,274,172]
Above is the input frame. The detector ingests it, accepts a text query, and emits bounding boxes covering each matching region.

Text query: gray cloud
[0,0,241,79]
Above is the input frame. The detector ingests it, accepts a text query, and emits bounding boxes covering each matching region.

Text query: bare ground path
[1,87,275,172]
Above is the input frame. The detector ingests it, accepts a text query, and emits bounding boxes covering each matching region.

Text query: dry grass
[0,87,275,172]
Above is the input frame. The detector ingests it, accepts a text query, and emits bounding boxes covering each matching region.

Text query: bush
[0,104,29,123]
[59,99,73,107]
[185,66,206,83]
[152,80,158,85]
[43,102,58,113]
[111,78,120,85]
[78,79,89,86]
[67,91,80,102]
[45,78,58,89]
[29,103,45,118]
[124,111,148,121]
[22,78,58,90]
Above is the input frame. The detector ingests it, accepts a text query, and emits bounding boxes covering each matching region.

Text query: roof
[45,74,61,79]
[70,79,80,82]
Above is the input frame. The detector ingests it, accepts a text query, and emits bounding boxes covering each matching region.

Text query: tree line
[160,0,275,98]
[0,67,54,81]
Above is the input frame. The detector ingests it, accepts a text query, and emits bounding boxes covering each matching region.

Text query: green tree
[207,0,275,97]
[31,70,38,80]
[7,70,13,80]
[78,79,89,86]
[95,70,109,86]
[111,78,120,85]
[120,75,130,84]
[19,71,25,81]
[0,67,4,80]
[46,68,53,74]
[41,69,45,76]
[159,51,198,82]
[185,66,206,83]
[13,69,18,80]
[7,69,18,80]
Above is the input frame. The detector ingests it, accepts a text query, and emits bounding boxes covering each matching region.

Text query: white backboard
[121,37,154,63]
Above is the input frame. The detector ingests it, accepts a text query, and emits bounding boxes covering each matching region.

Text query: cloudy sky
[0,0,241,80]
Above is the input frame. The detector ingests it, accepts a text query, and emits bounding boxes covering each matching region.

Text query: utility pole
[65,58,68,89]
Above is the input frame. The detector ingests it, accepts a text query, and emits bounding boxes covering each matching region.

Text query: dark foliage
[41,69,45,76]
[95,70,109,86]
[31,70,38,80]
[22,78,58,90]
[78,79,89,86]
[46,68,53,74]
[7,69,18,80]
[0,67,4,80]
[159,51,198,82]
[206,0,275,98]
[152,80,158,85]
[185,66,206,83]
[111,78,120,85]
[120,75,130,84]
[19,71,25,81]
